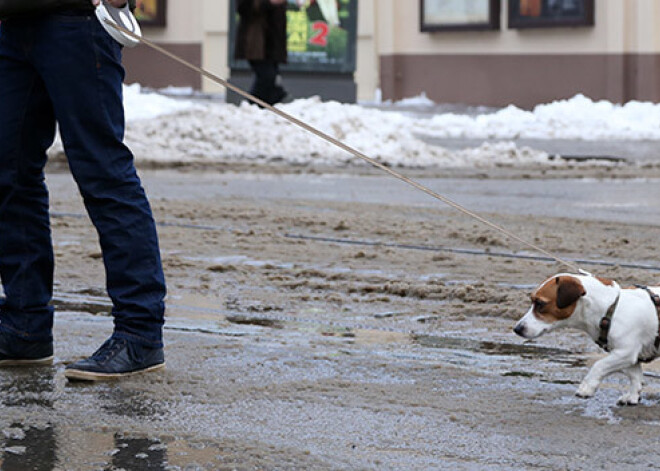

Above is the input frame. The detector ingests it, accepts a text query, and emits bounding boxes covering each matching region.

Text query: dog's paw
[617,393,640,406]
[575,382,596,398]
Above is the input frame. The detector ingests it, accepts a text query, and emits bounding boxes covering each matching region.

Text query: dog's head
[513,275,587,339]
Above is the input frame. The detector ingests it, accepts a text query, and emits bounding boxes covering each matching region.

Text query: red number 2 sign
[309,21,329,47]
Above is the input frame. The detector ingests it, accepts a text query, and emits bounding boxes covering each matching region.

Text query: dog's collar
[596,292,620,351]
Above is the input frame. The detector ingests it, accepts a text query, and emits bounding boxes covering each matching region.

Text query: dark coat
[0,0,136,19]
[235,0,287,63]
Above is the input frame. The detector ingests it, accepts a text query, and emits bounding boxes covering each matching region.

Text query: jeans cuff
[0,325,53,343]
[112,330,163,348]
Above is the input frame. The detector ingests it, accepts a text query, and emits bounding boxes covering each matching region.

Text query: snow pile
[391,91,435,108]
[123,83,199,121]
[51,87,660,168]
[124,96,550,168]
[418,94,660,141]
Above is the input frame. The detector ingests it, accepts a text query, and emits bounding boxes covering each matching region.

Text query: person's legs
[272,62,288,104]
[28,14,166,371]
[248,59,287,106]
[0,20,57,358]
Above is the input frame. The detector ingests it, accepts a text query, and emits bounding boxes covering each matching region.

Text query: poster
[229,0,358,74]
[135,0,167,27]
[420,0,500,31]
[508,0,594,28]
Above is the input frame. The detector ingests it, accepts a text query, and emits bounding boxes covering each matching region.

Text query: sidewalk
[421,136,660,163]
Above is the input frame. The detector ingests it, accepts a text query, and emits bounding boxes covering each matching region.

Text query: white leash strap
[102,19,584,275]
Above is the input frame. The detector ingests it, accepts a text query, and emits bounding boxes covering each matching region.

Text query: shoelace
[90,338,127,364]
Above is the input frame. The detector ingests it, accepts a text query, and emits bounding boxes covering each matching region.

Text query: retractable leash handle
[95,0,142,48]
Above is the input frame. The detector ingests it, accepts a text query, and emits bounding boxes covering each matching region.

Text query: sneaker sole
[64,362,165,381]
[0,356,54,366]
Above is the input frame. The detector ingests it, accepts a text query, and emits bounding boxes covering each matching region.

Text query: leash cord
[105,19,583,274]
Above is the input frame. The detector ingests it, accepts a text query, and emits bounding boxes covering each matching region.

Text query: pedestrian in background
[0,0,167,380]
[235,0,292,106]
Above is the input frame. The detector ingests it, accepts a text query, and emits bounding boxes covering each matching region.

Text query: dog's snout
[513,323,526,337]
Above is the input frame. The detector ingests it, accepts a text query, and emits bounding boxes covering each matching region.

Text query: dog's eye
[533,300,547,310]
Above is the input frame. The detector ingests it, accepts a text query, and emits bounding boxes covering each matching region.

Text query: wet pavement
[6,165,660,470]
[47,170,660,227]
[421,137,660,164]
[148,172,660,226]
[5,306,660,470]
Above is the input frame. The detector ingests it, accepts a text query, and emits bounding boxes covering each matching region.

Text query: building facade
[124,0,660,108]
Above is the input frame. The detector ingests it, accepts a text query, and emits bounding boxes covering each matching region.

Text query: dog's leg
[617,363,643,406]
[576,351,637,398]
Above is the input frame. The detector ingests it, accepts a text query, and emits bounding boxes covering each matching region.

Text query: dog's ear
[555,276,586,309]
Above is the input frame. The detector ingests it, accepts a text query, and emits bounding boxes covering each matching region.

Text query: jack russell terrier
[514,273,660,405]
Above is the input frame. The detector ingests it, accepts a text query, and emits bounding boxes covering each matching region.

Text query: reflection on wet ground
[50,288,593,379]
[0,420,331,470]
[1,303,598,470]
[0,377,242,470]
[106,435,168,471]
[1,423,56,471]
[0,424,171,471]
[6,290,660,468]
[414,335,588,368]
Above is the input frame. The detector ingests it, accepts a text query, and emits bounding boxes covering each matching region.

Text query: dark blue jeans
[0,13,166,347]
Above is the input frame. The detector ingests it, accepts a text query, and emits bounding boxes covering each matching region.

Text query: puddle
[225,315,284,329]
[502,371,537,378]
[52,287,590,373]
[0,422,329,470]
[555,382,660,426]
[541,378,579,385]
[217,311,589,372]
[1,423,57,470]
[413,335,587,367]
[612,393,660,424]
[497,282,536,290]
[187,254,294,270]
[0,425,170,470]
[352,329,410,345]
[103,435,168,470]
[51,294,111,316]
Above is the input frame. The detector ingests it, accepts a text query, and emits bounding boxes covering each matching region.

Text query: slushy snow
[49,84,658,168]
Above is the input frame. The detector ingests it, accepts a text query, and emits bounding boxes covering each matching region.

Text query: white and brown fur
[514,273,660,405]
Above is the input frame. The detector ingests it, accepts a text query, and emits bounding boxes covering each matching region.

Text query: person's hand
[91,0,128,7]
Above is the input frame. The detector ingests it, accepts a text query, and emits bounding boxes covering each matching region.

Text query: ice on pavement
[49,84,657,168]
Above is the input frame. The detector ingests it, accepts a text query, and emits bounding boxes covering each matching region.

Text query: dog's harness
[596,285,660,359]
[635,285,660,362]
[596,292,620,351]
